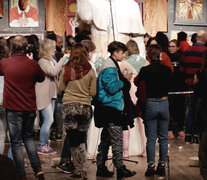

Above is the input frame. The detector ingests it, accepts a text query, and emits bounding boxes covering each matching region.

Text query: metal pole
[109,0,115,41]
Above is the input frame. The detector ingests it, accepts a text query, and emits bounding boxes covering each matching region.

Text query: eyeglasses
[168,46,177,48]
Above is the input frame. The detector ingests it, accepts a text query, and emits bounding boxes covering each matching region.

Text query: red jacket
[0,53,45,111]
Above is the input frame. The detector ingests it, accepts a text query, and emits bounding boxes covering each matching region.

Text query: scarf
[63,62,91,83]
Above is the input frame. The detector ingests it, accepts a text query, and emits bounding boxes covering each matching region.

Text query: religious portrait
[174,0,207,26]
[9,0,39,27]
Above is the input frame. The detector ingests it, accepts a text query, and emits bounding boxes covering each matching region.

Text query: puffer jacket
[96,57,124,111]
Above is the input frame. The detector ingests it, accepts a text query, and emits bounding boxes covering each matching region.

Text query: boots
[96,165,114,177]
[117,165,136,179]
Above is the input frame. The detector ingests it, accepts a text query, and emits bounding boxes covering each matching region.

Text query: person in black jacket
[167,39,186,139]
[194,50,207,180]
[134,44,172,178]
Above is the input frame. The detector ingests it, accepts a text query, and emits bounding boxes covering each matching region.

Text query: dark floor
[5,137,203,180]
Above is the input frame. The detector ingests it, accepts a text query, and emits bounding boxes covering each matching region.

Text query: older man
[180,30,207,144]
[0,35,45,180]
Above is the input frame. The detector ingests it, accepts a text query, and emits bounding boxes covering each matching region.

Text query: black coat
[195,67,207,132]
[121,77,136,130]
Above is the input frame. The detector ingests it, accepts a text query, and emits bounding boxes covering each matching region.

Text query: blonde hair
[126,39,139,56]
[39,38,56,60]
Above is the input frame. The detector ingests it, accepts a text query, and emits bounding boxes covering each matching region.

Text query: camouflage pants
[62,103,92,175]
[71,143,87,175]
[62,103,92,131]
[96,123,123,169]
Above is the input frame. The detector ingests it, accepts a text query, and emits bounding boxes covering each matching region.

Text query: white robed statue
[76,0,146,159]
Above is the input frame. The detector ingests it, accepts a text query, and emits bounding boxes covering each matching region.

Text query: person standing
[58,43,96,179]
[50,34,64,141]
[36,38,65,155]
[195,50,207,180]
[134,44,172,178]
[0,35,45,180]
[120,39,149,158]
[180,30,207,144]
[167,39,186,139]
[95,41,136,179]
[177,31,190,53]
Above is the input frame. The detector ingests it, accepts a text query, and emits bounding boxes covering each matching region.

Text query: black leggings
[66,129,86,147]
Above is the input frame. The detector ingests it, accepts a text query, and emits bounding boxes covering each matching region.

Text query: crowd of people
[0,28,207,180]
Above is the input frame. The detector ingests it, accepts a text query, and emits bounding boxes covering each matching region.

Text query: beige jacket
[58,68,96,106]
[35,58,64,110]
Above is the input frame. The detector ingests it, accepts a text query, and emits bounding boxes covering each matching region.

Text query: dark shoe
[145,164,155,177]
[56,161,74,174]
[35,167,45,180]
[185,134,192,144]
[56,133,62,142]
[96,166,114,177]
[117,165,136,179]
[155,163,166,177]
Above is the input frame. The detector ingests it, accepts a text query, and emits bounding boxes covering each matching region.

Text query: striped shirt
[180,43,207,88]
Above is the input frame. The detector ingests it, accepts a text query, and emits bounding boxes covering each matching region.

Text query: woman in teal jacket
[95,41,136,179]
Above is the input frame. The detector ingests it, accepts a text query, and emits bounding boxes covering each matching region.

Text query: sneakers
[96,166,114,177]
[35,167,45,180]
[56,161,74,174]
[117,165,136,179]
[37,145,57,155]
[185,134,192,144]
[145,164,155,177]
[178,131,185,139]
[155,163,166,177]
[168,131,175,139]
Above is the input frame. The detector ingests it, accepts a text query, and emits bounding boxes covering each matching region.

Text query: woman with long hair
[58,43,96,179]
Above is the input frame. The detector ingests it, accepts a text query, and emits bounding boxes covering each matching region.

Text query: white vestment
[76,0,146,158]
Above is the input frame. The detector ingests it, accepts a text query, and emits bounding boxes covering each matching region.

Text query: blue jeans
[39,99,55,147]
[185,94,201,135]
[6,109,41,178]
[143,98,169,164]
